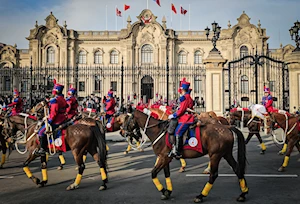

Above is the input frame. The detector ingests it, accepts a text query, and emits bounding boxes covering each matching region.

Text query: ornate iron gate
[223,51,289,112]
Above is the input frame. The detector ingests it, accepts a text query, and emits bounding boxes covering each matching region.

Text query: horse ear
[53,79,57,85]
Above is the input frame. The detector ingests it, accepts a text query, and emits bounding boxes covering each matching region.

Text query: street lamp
[289,20,300,51]
[205,21,221,52]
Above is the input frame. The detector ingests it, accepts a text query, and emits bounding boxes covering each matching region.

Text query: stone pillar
[285,50,300,110]
[203,50,227,116]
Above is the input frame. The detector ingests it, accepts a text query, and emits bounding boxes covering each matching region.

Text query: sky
[0,0,299,49]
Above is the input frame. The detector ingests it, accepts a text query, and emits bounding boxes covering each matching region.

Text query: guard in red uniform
[3,89,23,116]
[262,87,274,112]
[66,85,78,119]
[167,78,194,158]
[37,80,68,155]
[105,89,116,129]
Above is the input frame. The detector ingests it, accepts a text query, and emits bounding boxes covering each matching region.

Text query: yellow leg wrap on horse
[74,174,82,185]
[153,178,163,191]
[6,142,9,148]
[46,153,49,162]
[282,144,287,153]
[154,157,159,166]
[1,154,6,165]
[208,162,211,168]
[201,182,213,196]
[180,158,186,167]
[106,145,109,151]
[42,169,48,181]
[261,143,266,151]
[23,167,33,178]
[165,177,173,191]
[83,155,87,163]
[100,168,107,180]
[239,179,249,193]
[282,156,289,167]
[59,155,66,165]
[136,141,140,147]
[126,145,131,152]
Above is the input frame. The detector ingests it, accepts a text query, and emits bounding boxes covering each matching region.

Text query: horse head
[30,100,48,119]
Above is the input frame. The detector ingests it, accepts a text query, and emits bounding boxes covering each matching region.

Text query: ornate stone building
[0,9,298,113]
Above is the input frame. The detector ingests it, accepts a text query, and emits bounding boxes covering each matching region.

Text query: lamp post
[205,21,221,52]
[289,20,300,51]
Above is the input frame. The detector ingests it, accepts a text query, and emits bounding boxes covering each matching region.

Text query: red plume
[53,79,57,85]
[69,84,72,88]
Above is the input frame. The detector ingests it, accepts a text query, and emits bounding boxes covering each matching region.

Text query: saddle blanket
[37,129,67,152]
[166,126,203,154]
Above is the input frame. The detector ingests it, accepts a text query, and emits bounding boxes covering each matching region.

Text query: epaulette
[267,95,272,100]
[13,98,19,102]
[179,95,186,102]
[49,97,57,104]
[66,97,71,101]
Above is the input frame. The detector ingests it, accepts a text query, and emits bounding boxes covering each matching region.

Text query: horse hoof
[194,196,204,203]
[124,151,128,155]
[236,196,246,202]
[179,167,185,173]
[0,165,3,169]
[32,177,40,185]
[66,183,79,191]
[39,181,47,187]
[99,184,107,191]
[260,150,265,155]
[57,166,63,170]
[202,169,210,174]
[278,151,285,155]
[161,194,169,200]
[278,166,285,172]
[75,167,79,170]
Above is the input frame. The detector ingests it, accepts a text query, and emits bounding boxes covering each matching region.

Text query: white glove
[168,114,174,120]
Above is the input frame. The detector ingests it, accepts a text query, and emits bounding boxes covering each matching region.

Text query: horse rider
[2,89,23,116]
[105,89,116,128]
[66,85,78,120]
[167,78,194,158]
[262,87,274,113]
[37,80,67,155]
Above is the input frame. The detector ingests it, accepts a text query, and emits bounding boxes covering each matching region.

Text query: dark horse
[2,114,108,190]
[269,112,300,172]
[123,110,248,203]
[229,109,267,154]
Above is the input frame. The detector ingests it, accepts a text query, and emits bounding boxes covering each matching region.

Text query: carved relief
[234,27,258,49]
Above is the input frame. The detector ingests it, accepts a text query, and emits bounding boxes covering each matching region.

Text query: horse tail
[230,126,246,177]
[91,122,107,168]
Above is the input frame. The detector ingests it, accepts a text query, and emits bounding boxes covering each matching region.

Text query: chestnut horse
[269,112,300,172]
[2,114,108,190]
[123,110,248,202]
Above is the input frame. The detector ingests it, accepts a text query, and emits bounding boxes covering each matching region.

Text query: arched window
[110,50,118,64]
[79,51,87,64]
[94,51,103,64]
[240,45,248,58]
[141,44,153,64]
[47,46,55,64]
[178,51,187,64]
[241,75,248,94]
[194,50,203,64]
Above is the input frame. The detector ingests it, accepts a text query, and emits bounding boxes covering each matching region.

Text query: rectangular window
[79,81,85,92]
[194,78,201,93]
[179,54,187,64]
[270,81,275,92]
[111,81,117,92]
[194,55,202,64]
[94,77,101,92]
[4,76,11,91]
[95,54,103,64]
[110,54,118,64]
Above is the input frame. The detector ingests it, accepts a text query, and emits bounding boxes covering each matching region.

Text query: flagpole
[170,0,172,28]
[189,4,191,30]
[116,5,117,31]
[106,5,108,30]
[180,4,182,30]
[147,0,148,9]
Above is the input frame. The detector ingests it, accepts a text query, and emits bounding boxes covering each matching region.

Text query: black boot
[175,136,182,159]
[168,134,176,158]
[36,136,47,156]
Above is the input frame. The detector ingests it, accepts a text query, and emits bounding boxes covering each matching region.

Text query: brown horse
[123,109,248,202]
[2,114,108,190]
[229,109,268,154]
[269,112,300,172]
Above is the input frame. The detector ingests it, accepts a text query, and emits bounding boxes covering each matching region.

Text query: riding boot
[36,136,47,156]
[168,134,176,158]
[175,136,182,159]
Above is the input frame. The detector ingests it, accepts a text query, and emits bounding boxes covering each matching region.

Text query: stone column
[203,50,227,116]
[285,50,300,110]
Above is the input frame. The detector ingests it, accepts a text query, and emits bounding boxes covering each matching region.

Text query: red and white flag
[124,4,130,11]
[153,0,161,7]
[181,6,187,15]
[116,8,122,17]
[171,3,177,14]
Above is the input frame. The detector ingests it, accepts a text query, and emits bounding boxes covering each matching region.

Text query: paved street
[0,130,299,204]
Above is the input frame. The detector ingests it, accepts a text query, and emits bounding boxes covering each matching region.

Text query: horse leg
[0,137,7,168]
[23,153,41,186]
[194,155,222,203]
[255,133,266,154]
[162,163,173,200]
[224,153,248,202]
[295,141,300,152]
[57,151,66,170]
[244,133,254,144]
[179,158,186,173]
[278,137,298,172]
[39,154,48,187]
[152,156,170,200]
[90,149,108,191]
[124,143,131,154]
[203,162,211,174]
[278,140,288,155]
[66,149,85,190]
[75,151,87,171]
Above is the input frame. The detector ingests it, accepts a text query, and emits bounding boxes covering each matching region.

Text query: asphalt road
[0,130,299,204]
